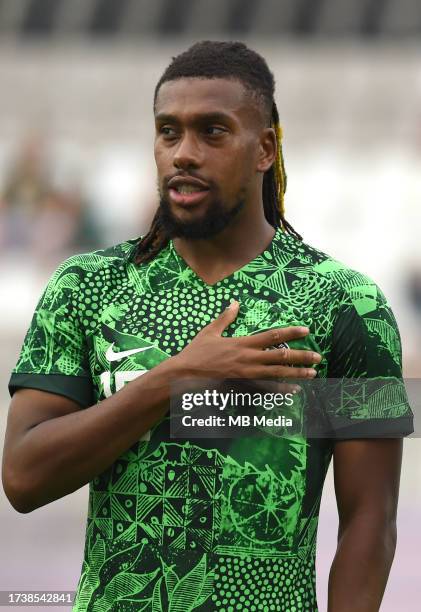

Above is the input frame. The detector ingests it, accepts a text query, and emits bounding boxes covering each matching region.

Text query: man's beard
[158,192,246,240]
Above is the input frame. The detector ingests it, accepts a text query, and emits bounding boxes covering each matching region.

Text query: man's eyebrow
[154,111,234,124]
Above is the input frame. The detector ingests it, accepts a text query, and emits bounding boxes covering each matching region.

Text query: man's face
[154,77,267,239]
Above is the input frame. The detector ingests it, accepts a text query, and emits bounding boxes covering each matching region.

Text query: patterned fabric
[8,228,413,611]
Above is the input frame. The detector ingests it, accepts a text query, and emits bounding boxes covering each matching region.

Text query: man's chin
[163,219,221,240]
[159,196,245,240]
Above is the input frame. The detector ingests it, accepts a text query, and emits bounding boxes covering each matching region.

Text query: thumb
[206,300,240,335]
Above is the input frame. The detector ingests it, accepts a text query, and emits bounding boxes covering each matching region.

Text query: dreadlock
[134,40,302,265]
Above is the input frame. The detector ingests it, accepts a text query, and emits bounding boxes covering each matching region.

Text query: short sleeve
[8,256,94,408]
[325,273,414,439]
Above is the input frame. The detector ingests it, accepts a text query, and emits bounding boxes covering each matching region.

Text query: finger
[257,347,322,366]
[241,326,310,349]
[247,380,302,395]
[249,365,318,379]
[201,300,240,336]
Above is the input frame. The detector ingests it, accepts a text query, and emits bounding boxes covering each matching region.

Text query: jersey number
[100,370,150,441]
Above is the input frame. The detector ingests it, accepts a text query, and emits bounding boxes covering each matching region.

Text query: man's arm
[2,303,318,514]
[328,438,403,612]
[2,357,176,514]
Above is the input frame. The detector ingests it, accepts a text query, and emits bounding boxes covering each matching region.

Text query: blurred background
[0,1,420,610]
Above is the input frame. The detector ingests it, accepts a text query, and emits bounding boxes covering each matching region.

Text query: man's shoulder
[280,232,378,298]
[54,237,139,276]
[42,237,141,299]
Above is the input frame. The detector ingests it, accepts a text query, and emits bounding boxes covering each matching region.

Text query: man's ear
[256,127,277,173]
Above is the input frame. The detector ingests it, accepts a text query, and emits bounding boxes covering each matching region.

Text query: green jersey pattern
[9,228,413,611]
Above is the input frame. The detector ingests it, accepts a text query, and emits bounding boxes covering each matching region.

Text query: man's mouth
[173,184,208,194]
[167,177,210,206]
[168,186,209,206]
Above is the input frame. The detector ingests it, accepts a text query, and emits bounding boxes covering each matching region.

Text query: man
[3,41,413,611]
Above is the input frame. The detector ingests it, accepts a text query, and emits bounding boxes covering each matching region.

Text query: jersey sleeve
[324,271,414,439]
[8,256,94,408]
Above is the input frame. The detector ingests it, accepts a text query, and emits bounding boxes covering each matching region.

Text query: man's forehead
[154,77,257,119]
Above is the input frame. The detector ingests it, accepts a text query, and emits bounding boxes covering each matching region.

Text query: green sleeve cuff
[8,372,94,409]
[330,415,414,440]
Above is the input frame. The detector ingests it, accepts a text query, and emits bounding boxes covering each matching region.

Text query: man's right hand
[173,300,322,381]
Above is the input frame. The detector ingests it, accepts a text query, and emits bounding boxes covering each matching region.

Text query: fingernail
[308,368,317,377]
[312,353,322,363]
[227,299,238,310]
[300,327,310,333]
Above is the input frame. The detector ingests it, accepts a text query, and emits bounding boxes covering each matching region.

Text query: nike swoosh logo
[105,343,153,362]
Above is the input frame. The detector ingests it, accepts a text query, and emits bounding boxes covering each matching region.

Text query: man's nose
[173,132,203,170]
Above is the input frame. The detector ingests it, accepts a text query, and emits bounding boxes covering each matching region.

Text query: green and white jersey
[8,227,413,611]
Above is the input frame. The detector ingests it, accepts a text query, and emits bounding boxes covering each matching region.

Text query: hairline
[154,75,271,127]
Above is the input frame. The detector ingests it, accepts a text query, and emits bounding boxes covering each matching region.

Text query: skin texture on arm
[2,357,176,514]
[328,438,403,612]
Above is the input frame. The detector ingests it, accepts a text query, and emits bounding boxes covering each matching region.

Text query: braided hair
[134,41,302,265]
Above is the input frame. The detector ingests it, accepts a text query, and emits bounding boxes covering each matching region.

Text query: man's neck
[172,217,276,286]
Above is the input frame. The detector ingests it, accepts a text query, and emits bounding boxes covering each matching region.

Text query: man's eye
[205,126,226,135]
[160,126,177,136]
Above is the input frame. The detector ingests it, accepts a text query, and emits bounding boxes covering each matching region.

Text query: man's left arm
[328,438,403,612]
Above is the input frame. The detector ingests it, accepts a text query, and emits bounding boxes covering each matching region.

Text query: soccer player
[3,41,413,611]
